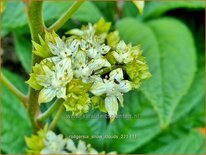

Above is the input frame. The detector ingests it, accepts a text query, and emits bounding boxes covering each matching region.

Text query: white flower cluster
[27,18,151,118]
[25,128,116,154]
[41,131,106,154]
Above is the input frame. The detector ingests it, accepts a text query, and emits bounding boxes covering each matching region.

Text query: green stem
[48,0,85,32]
[36,99,64,122]
[1,73,28,108]
[27,1,45,131]
[49,105,65,130]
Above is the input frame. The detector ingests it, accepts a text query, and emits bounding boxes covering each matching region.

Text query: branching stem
[27,1,45,131]
[48,0,85,32]
[1,73,28,108]
[36,99,64,122]
[49,105,65,130]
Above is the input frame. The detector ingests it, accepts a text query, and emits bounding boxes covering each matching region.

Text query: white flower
[66,139,99,154]
[86,44,111,59]
[37,58,73,103]
[73,51,111,83]
[112,41,140,64]
[68,23,95,42]
[91,68,132,118]
[48,36,80,64]
[40,131,67,154]
[68,24,110,59]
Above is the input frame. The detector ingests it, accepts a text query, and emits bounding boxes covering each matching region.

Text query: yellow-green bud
[63,93,90,116]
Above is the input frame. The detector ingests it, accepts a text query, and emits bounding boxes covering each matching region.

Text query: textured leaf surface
[104,91,160,153]
[58,91,161,153]
[116,18,196,127]
[173,67,204,122]
[1,69,32,153]
[151,131,205,154]
[143,1,205,19]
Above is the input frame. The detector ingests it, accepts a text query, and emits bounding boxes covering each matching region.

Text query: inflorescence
[25,126,116,154]
[27,18,151,120]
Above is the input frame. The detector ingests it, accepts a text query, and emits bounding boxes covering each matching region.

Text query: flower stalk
[27,0,45,130]
[36,99,64,122]
[48,0,85,32]
[1,73,28,108]
[49,105,65,130]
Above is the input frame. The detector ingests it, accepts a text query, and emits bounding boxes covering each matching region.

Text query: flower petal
[66,139,77,152]
[109,68,123,82]
[76,140,87,154]
[55,58,73,83]
[91,80,106,96]
[56,87,66,99]
[88,58,111,72]
[73,50,87,68]
[38,88,56,104]
[116,92,124,107]
[118,80,132,93]
[112,51,123,63]
[105,96,118,120]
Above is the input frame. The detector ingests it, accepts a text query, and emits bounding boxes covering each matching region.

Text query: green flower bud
[91,96,107,113]
[45,31,59,44]
[25,125,47,154]
[107,31,120,49]
[26,59,55,90]
[63,93,90,116]
[94,18,111,34]
[105,51,117,65]
[68,79,92,95]
[32,35,53,58]
[126,58,151,89]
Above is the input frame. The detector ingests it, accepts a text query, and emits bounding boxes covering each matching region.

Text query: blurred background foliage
[1,0,205,154]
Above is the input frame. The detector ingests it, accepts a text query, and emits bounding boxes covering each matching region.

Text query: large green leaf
[143,1,205,19]
[116,18,196,127]
[2,1,28,34]
[1,69,32,153]
[104,91,160,153]
[92,1,116,22]
[13,33,32,73]
[173,68,204,122]
[151,131,205,154]
[134,66,205,153]
[57,110,107,151]
[58,91,161,153]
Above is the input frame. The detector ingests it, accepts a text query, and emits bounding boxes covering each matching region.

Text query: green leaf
[143,1,205,19]
[2,1,102,34]
[2,1,28,34]
[57,110,107,151]
[58,91,161,153]
[104,91,161,153]
[135,66,204,153]
[92,1,116,22]
[122,1,139,18]
[116,18,196,127]
[14,33,32,73]
[173,67,204,122]
[151,131,205,154]
[1,69,32,153]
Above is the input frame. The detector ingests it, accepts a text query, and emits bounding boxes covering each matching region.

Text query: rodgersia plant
[27,18,151,119]
[1,1,150,154]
